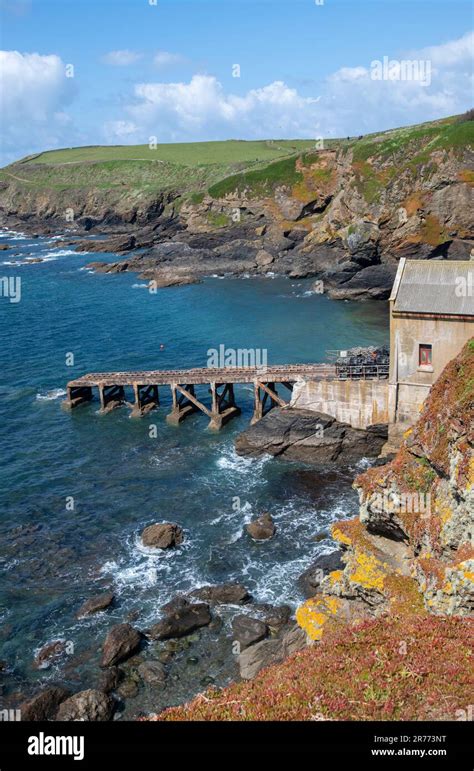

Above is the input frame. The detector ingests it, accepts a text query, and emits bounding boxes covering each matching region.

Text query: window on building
[419,344,432,366]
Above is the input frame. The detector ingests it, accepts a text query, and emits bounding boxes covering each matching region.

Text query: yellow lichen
[332,527,351,546]
[349,550,386,592]
[296,596,341,641]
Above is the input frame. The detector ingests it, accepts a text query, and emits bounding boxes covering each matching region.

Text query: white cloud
[153,50,187,68]
[0,51,76,163]
[103,50,142,67]
[103,32,473,144]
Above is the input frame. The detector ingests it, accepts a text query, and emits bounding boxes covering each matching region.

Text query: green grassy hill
[0,114,471,220]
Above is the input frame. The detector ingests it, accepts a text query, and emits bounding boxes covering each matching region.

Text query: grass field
[24,139,318,167]
[2,115,471,201]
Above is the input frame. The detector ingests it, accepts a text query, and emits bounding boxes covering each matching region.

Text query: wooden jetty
[64,363,388,429]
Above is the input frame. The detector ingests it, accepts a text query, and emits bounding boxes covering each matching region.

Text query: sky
[0,0,473,164]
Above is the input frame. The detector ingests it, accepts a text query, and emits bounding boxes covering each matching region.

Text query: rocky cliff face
[296,339,473,640]
[1,115,472,299]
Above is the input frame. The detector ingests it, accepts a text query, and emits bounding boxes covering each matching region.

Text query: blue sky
[0,0,472,163]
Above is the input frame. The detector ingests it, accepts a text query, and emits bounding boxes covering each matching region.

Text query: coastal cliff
[1,114,473,299]
[152,339,473,721]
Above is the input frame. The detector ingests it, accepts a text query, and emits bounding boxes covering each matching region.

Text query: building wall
[390,313,473,385]
[389,312,473,425]
[290,378,389,429]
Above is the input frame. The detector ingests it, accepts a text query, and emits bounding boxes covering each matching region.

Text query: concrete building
[291,258,473,440]
[388,258,474,428]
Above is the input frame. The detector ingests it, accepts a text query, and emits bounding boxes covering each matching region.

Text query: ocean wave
[132,283,149,289]
[36,388,67,401]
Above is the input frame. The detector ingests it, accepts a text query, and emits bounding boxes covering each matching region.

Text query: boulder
[76,591,114,618]
[188,583,250,605]
[246,512,276,540]
[97,666,123,694]
[251,603,292,631]
[255,249,274,267]
[148,598,212,640]
[141,522,184,549]
[20,687,71,721]
[298,551,345,598]
[232,615,268,650]
[235,408,387,465]
[101,624,142,667]
[137,661,166,686]
[238,623,308,680]
[56,689,114,721]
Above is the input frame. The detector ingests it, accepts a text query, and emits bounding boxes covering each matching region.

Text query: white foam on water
[36,388,67,401]
[41,249,77,260]
[132,283,149,289]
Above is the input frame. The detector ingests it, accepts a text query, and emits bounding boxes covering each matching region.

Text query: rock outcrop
[235,408,387,465]
[141,522,184,549]
[101,624,142,667]
[296,339,474,640]
[2,115,472,301]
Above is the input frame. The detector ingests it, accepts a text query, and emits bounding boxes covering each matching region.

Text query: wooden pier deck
[64,363,387,429]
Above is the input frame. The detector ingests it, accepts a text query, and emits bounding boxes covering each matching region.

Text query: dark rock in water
[189,583,250,605]
[0,243,10,251]
[149,598,212,640]
[75,234,140,253]
[116,679,139,699]
[251,603,292,631]
[235,408,387,465]
[97,666,123,694]
[34,640,68,670]
[76,591,114,618]
[237,624,307,680]
[136,270,200,288]
[20,687,71,721]
[246,512,276,540]
[298,551,345,598]
[232,615,268,650]
[137,661,166,686]
[327,263,398,300]
[56,689,115,721]
[141,522,184,549]
[101,624,142,667]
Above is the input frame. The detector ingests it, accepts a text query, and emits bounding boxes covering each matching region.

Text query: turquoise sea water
[0,228,389,713]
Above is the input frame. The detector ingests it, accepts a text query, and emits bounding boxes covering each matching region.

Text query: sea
[0,228,389,716]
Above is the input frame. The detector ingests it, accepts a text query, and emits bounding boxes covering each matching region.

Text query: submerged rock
[76,591,114,618]
[101,624,142,667]
[56,689,115,721]
[137,661,166,686]
[141,522,184,549]
[34,640,68,670]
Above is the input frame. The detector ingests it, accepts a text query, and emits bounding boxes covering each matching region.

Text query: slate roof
[390,259,474,316]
